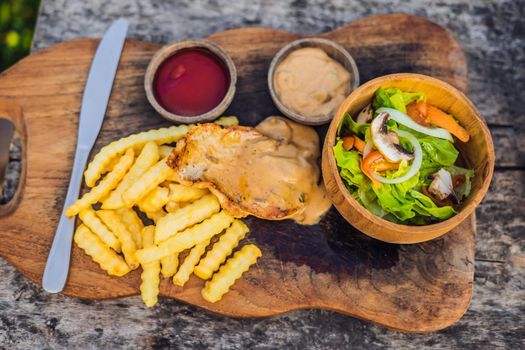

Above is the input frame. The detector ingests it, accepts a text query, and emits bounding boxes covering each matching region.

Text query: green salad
[334,87,474,225]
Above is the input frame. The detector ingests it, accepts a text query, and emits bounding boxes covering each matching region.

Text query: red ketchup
[153,48,230,116]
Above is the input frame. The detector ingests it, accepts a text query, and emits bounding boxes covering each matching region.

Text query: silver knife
[42,19,129,293]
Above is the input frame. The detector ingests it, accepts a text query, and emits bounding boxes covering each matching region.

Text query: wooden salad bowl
[322,73,495,244]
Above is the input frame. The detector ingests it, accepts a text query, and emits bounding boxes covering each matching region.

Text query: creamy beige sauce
[274,47,351,118]
[255,116,332,225]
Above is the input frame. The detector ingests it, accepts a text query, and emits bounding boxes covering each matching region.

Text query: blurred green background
[0,0,41,72]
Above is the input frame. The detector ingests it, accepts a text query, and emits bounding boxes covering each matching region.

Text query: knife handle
[42,146,90,293]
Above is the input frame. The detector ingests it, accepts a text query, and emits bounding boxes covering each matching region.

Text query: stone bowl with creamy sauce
[268,38,359,125]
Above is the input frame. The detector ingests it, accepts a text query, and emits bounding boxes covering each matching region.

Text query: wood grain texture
[0,14,474,332]
[322,73,494,243]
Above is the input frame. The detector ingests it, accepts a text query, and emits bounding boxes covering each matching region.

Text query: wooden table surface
[0,0,523,348]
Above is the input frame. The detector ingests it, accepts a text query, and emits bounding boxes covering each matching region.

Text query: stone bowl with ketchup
[145,40,237,124]
[268,38,360,125]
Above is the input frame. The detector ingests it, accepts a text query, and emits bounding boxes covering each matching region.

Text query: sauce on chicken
[255,116,331,224]
[168,117,331,225]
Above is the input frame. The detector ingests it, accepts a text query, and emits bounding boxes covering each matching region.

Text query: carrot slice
[361,151,382,188]
[342,136,355,151]
[425,104,470,142]
[374,160,400,172]
[406,101,431,127]
[353,135,366,153]
[407,101,470,142]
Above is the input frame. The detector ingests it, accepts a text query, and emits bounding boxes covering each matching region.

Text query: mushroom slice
[356,103,373,124]
[428,169,454,201]
[371,112,414,163]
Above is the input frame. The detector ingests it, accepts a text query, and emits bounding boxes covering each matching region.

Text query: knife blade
[42,19,129,293]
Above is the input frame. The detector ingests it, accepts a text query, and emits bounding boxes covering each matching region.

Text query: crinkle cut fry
[102,141,159,210]
[135,211,234,264]
[140,226,160,307]
[84,125,191,187]
[201,244,261,303]
[194,220,249,280]
[73,224,130,276]
[66,149,134,216]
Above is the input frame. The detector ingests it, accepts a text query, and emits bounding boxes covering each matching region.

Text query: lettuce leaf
[372,87,426,113]
[368,161,456,222]
[447,165,475,200]
[371,185,456,222]
[372,88,394,110]
[371,161,420,221]
[334,139,457,223]
[358,182,387,218]
[418,135,459,179]
[333,140,366,187]
[337,112,370,138]
[419,136,459,166]
[394,124,459,179]
[410,190,456,220]
[373,185,416,221]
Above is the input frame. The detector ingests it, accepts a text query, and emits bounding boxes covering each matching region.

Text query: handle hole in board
[0,98,27,217]
[0,118,20,205]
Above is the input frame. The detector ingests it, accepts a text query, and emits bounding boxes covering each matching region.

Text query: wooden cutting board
[0,14,474,332]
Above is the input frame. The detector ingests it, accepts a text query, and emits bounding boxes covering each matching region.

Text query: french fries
[68,121,263,308]
[122,158,173,206]
[194,220,249,280]
[139,186,169,212]
[84,125,192,187]
[66,149,134,216]
[96,210,139,270]
[173,239,210,287]
[102,141,159,209]
[78,208,121,253]
[160,253,179,278]
[214,116,239,127]
[136,211,234,264]
[115,208,144,249]
[155,194,220,244]
[140,226,160,307]
[165,201,180,213]
[201,244,261,303]
[168,183,209,203]
[74,225,130,276]
[143,209,167,223]
[100,155,121,174]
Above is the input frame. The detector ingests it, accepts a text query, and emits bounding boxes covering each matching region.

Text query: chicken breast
[167,118,330,223]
